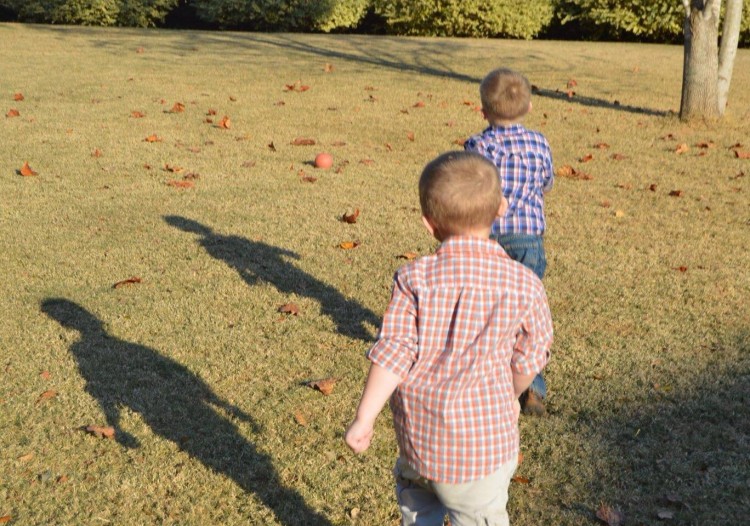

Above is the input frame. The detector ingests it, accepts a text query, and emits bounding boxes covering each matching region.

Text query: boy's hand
[345,418,374,454]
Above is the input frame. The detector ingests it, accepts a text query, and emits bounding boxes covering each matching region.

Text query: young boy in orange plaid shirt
[345,151,553,526]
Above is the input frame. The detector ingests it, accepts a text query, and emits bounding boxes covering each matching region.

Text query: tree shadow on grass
[580,333,750,525]
[41,298,333,526]
[164,215,380,342]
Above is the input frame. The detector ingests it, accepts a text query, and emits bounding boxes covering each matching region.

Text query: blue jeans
[493,233,547,398]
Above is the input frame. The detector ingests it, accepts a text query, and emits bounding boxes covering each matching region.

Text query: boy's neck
[488,118,523,127]
[436,227,492,242]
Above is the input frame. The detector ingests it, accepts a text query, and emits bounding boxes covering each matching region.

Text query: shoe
[521,390,546,417]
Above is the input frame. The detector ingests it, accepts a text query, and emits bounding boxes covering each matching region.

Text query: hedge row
[0,0,747,44]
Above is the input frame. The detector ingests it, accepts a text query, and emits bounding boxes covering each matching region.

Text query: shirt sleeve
[510,283,553,376]
[542,139,554,192]
[366,269,419,379]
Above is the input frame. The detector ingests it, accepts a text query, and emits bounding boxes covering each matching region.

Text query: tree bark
[718,0,744,115]
[679,0,721,121]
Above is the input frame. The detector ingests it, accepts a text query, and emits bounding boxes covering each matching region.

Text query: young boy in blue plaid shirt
[465,68,554,416]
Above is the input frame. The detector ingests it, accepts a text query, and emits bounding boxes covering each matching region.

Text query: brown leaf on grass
[57,474,68,483]
[673,266,688,273]
[129,110,145,118]
[734,149,750,159]
[301,175,318,183]
[306,377,337,395]
[164,164,184,173]
[675,143,689,154]
[601,200,612,208]
[283,81,310,92]
[85,425,115,439]
[669,190,683,197]
[183,173,200,180]
[579,153,594,163]
[398,252,418,260]
[168,102,185,113]
[113,277,142,288]
[0,515,11,523]
[91,148,103,158]
[593,142,610,149]
[649,183,658,191]
[567,79,578,88]
[18,452,34,462]
[615,183,632,190]
[453,137,467,146]
[556,164,592,180]
[595,504,624,526]
[6,108,20,117]
[267,141,276,152]
[19,161,38,176]
[14,92,24,101]
[695,141,714,148]
[511,475,530,484]
[166,180,194,188]
[278,303,300,316]
[611,153,626,160]
[339,241,360,250]
[566,90,576,98]
[229,95,237,102]
[144,134,162,143]
[385,143,393,152]
[413,101,425,108]
[217,115,231,129]
[40,370,51,380]
[293,411,308,426]
[36,390,57,404]
[291,137,316,146]
[359,158,375,166]
[406,131,415,142]
[136,47,145,53]
[323,63,334,73]
[342,209,360,224]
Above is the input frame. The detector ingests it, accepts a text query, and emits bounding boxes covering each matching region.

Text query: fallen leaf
[342,209,360,224]
[130,110,145,118]
[359,158,375,166]
[323,63,334,73]
[734,150,750,159]
[18,453,34,462]
[593,142,610,149]
[14,92,24,101]
[385,143,393,152]
[166,180,194,188]
[217,115,231,129]
[136,47,145,53]
[675,143,689,154]
[144,134,162,143]
[0,516,11,524]
[6,108,20,117]
[567,79,578,88]
[579,153,594,163]
[291,137,316,146]
[615,183,632,190]
[406,131,415,142]
[517,451,524,465]
[398,252,418,260]
[649,183,658,191]
[413,101,425,108]
[595,503,624,526]
[566,90,575,98]
[673,266,688,272]
[601,200,612,208]
[183,173,200,180]
[267,141,276,152]
[91,148,103,158]
[306,377,337,395]
[113,277,142,288]
[19,161,38,176]
[164,164,184,173]
[36,389,57,404]
[657,510,674,520]
[301,175,317,183]
[511,475,530,484]
[40,370,51,380]
[204,118,213,124]
[669,190,683,197]
[339,241,360,250]
[278,303,300,316]
[293,411,308,426]
[556,165,592,180]
[168,102,185,113]
[695,141,714,148]
[57,474,68,483]
[85,425,115,439]
[229,95,237,101]
[614,210,625,218]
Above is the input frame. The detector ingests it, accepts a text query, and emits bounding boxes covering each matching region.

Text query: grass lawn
[1,23,748,525]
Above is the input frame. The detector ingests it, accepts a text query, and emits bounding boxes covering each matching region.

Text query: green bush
[0,0,178,26]
[371,0,554,38]
[190,0,369,32]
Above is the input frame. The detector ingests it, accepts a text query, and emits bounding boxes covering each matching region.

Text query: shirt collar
[436,236,507,258]
[485,123,525,135]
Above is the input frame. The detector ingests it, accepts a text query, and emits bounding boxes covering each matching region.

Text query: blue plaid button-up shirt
[465,124,554,236]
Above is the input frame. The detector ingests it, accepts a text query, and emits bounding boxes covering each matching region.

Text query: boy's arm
[345,363,403,453]
[511,283,553,382]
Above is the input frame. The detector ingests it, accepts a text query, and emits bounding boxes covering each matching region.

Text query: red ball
[314,152,333,169]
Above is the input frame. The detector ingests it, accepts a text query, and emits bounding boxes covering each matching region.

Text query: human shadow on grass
[569,334,750,524]
[164,215,379,342]
[41,298,333,526]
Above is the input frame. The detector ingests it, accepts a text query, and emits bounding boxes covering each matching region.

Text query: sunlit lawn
[1,23,749,525]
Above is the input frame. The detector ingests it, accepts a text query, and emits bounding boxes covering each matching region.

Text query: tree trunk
[718,0,744,115]
[679,0,721,121]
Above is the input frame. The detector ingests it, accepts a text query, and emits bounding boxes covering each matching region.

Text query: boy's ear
[422,215,437,237]
[497,197,509,218]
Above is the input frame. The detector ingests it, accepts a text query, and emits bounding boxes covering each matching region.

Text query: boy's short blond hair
[480,68,531,123]
[419,151,502,236]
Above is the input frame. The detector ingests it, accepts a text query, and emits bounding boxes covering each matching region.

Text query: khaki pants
[394,457,518,526]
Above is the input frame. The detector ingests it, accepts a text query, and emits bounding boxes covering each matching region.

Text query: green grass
[1,23,749,526]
